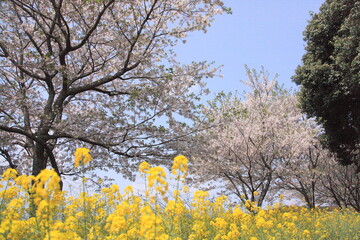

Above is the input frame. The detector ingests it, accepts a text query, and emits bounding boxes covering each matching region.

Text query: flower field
[0,150,359,240]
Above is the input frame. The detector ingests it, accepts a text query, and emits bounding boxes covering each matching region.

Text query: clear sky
[175,0,325,96]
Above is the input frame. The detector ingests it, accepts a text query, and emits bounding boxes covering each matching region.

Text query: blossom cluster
[0,151,358,240]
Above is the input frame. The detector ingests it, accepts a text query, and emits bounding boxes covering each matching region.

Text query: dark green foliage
[293,0,360,171]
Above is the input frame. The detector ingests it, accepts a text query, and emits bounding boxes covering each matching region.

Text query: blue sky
[175,0,325,96]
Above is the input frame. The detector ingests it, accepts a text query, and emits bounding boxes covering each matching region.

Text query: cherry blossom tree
[275,142,331,209]
[0,0,227,183]
[319,158,360,211]
[187,67,325,207]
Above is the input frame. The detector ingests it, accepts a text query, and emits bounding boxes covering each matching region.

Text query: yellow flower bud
[74,148,92,167]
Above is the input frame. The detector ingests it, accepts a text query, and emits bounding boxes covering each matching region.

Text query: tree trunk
[32,141,63,189]
[32,143,48,177]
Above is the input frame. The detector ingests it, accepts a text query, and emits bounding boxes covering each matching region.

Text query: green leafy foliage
[293,0,360,171]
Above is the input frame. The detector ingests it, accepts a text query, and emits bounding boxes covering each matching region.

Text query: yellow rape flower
[0,152,359,240]
[124,185,133,195]
[34,169,61,193]
[193,190,209,200]
[172,155,188,177]
[2,168,18,180]
[14,175,34,190]
[303,229,311,238]
[74,148,92,167]
[147,166,168,190]
[139,161,151,174]
[210,217,228,230]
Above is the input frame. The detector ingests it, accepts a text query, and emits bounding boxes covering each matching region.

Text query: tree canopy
[292,0,360,172]
[0,0,226,183]
[186,67,360,210]
[187,67,322,207]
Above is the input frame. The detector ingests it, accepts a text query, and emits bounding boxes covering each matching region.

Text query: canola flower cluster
[0,149,359,240]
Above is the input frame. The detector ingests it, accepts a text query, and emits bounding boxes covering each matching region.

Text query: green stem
[81,163,88,240]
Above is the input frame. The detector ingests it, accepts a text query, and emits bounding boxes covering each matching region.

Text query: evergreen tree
[293,0,360,172]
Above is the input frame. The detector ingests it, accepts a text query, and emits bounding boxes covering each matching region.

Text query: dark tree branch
[92,88,130,96]
[0,148,17,169]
